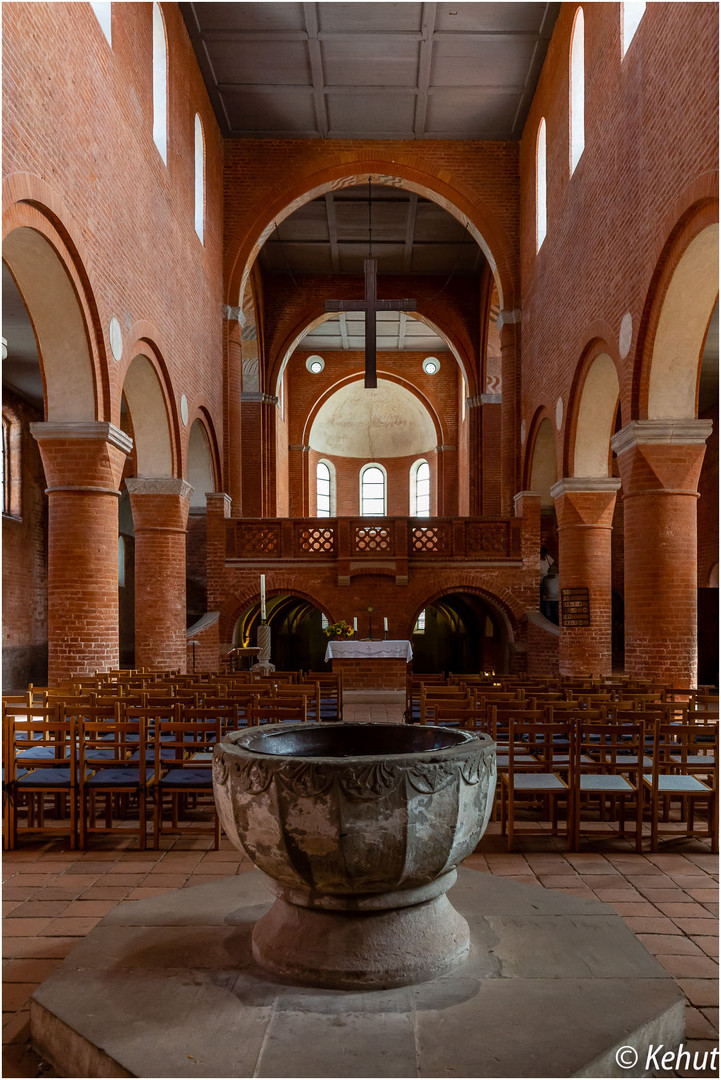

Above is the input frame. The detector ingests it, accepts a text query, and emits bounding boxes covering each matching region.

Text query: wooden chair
[571,719,645,853]
[643,720,718,853]
[499,717,572,851]
[153,709,221,849]
[78,712,149,850]
[250,697,307,726]
[5,707,77,849]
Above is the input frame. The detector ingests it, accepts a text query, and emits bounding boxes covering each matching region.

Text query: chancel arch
[231,591,329,672]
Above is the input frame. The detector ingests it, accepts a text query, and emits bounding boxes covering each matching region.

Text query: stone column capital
[513,490,541,510]
[497,308,521,331]
[550,477,622,499]
[480,393,502,405]
[611,418,714,455]
[30,420,133,455]
[125,477,193,500]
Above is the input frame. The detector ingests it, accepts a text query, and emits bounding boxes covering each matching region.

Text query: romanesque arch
[2,176,106,422]
[121,351,175,478]
[568,345,620,477]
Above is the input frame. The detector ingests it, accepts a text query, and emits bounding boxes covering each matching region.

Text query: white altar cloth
[324,639,413,664]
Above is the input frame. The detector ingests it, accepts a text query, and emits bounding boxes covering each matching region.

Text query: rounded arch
[229,161,517,316]
[302,370,445,451]
[187,417,217,508]
[3,175,108,421]
[310,378,438,460]
[220,584,330,645]
[122,353,174,477]
[637,199,719,419]
[186,404,222,496]
[271,307,473,396]
[525,411,557,506]
[409,584,518,642]
[567,342,621,477]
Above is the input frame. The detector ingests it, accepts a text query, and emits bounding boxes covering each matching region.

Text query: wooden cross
[325,258,416,388]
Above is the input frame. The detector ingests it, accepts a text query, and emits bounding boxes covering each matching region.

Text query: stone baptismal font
[213,721,496,988]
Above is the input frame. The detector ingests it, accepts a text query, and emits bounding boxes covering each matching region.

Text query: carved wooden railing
[225,517,521,562]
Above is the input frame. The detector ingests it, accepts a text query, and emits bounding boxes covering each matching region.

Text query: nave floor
[3,691,718,1078]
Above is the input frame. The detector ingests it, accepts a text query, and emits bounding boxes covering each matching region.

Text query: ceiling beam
[413,3,437,138]
[303,4,329,138]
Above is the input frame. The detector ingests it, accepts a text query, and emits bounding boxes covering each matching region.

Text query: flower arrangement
[324,619,354,639]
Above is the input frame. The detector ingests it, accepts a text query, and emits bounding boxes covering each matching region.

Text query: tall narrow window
[621,2,645,56]
[570,8,585,174]
[414,610,426,633]
[360,464,386,516]
[90,2,112,46]
[410,459,431,517]
[316,460,334,517]
[194,113,205,242]
[536,118,547,251]
[152,2,167,163]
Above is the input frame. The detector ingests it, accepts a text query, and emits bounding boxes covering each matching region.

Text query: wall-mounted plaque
[561,587,591,627]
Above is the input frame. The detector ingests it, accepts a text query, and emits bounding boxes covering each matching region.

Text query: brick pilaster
[31,421,132,685]
[126,478,192,672]
[206,492,232,611]
[500,311,521,516]
[552,477,621,677]
[612,420,713,687]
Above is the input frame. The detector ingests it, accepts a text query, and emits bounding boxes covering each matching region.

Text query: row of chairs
[2,669,343,851]
[496,715,718,853]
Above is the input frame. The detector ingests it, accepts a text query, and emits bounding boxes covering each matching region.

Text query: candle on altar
[353,617,358,631]
[384,617,388,632]
[260,574,266,621]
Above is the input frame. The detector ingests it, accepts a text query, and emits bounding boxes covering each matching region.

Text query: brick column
[126,478,192,672]
[551,478,621,677]
[241,393,277,516]
[611,420,713,687]
[30,421,132,685]
[465,397,483,516]
[500,309,521,516]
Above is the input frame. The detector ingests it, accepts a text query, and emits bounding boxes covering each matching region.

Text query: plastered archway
[571,351,620,477]
[3,228,96,422]
[528,416,557,506]
[187,418,217,508]
[122,354,173,477]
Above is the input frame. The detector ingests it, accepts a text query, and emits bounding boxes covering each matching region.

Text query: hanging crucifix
[325,259,416,389]
[325,259,416,388]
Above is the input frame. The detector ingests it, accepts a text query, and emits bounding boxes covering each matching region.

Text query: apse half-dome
[309,379,436,458]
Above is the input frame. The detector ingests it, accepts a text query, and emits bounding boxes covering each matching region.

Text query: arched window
[152,2,168,163]
[621,2,646,57]
[410,459,431,517]
[194,113,204,242]
[89,2,112,46]
[414,609,426,634]
[536,117,547,251]
[360,464,386,516]
[570,8,585,174]
[316,460,335,517]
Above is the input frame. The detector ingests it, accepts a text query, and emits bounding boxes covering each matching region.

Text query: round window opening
[423,357,440,375]
[306,355,325,374]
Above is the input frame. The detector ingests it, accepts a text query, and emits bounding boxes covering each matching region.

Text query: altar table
[324,639,413,690]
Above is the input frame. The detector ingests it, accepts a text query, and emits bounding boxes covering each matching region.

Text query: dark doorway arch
[233,593,329,672]
[411,591,509,675]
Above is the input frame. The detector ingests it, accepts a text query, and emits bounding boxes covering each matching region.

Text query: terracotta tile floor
[3,692,719,1078]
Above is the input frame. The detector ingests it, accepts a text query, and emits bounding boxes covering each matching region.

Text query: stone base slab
[30,869,684,1078]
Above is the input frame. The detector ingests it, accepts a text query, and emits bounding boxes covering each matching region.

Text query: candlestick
[260,574,266,622]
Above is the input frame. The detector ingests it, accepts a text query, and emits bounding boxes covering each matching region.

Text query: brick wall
[2,393,48,689]
[3,3,225,462]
